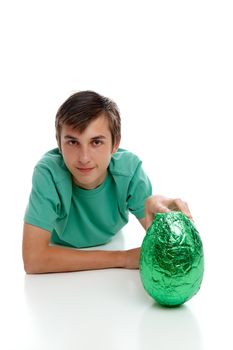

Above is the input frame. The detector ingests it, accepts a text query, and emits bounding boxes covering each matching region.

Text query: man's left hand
[144,195,193,230]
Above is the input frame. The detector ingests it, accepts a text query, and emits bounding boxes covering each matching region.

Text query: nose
[78,145,91,165]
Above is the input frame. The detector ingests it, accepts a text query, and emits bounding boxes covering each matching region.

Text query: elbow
[22,224,51,274]
[23,262,38,274]
[23,259,39,274]
[23,252,47,274]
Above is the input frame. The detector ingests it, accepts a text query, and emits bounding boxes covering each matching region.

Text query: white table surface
[1,211,232,350]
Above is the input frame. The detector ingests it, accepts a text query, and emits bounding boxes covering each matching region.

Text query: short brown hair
[55,91,121,149]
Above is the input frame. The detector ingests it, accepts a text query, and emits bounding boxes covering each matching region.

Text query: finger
[159,206,171,214]
[173,198,193,220]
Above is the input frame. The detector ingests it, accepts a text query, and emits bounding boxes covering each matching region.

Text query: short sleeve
[127,162,152,219]
[24,166,61,232]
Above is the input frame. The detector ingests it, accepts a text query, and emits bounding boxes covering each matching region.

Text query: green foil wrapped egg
[139,212,204,306]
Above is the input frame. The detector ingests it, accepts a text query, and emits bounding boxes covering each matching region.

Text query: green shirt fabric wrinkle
[24,148,152,248]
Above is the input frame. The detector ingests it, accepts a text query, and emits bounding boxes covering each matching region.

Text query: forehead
[60,114,111,138]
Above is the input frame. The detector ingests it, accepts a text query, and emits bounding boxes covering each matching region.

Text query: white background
[0,1,232,349]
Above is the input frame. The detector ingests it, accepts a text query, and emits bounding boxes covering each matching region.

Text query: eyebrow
[64,135,107,141]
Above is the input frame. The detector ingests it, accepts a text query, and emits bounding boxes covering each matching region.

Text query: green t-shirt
[24,148,152,248]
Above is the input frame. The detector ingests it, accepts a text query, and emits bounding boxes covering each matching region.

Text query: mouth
[77,167,95,174]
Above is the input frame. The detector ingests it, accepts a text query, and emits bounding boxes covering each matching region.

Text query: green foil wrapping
[139,212,204,306]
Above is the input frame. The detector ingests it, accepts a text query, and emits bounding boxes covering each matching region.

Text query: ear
[112,141,120,154]
[56,133,62,152]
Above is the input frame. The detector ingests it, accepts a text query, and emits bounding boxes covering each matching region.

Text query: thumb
[145,206,171,230]
[145,211,155,230]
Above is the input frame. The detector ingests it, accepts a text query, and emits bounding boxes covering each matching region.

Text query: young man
[23,91,192,274]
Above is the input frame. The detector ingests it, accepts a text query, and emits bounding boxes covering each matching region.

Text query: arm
[22,223,140,274]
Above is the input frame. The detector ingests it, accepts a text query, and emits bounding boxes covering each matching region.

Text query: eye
[68,140,78,146]
[92,139,103,147]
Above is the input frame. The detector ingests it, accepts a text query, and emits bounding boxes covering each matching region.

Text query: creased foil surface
[139,212,204,306]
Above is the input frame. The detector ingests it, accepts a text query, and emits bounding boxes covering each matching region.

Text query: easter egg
[139,212,204,306]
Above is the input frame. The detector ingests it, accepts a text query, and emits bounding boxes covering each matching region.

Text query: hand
[145,195,193,230]
[124,248,140,269]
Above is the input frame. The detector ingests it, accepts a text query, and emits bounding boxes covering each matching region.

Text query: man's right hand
[124,248,141,269]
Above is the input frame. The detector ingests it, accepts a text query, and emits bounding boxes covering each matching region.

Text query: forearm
[25,245,126,274]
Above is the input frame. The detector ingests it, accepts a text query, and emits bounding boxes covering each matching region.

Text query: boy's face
[60,114,119,189]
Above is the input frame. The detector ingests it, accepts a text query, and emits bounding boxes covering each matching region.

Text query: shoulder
[33,148,70,185]
[109,148,141,177]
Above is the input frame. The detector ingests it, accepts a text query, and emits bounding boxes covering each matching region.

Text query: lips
[77,167,95,174]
